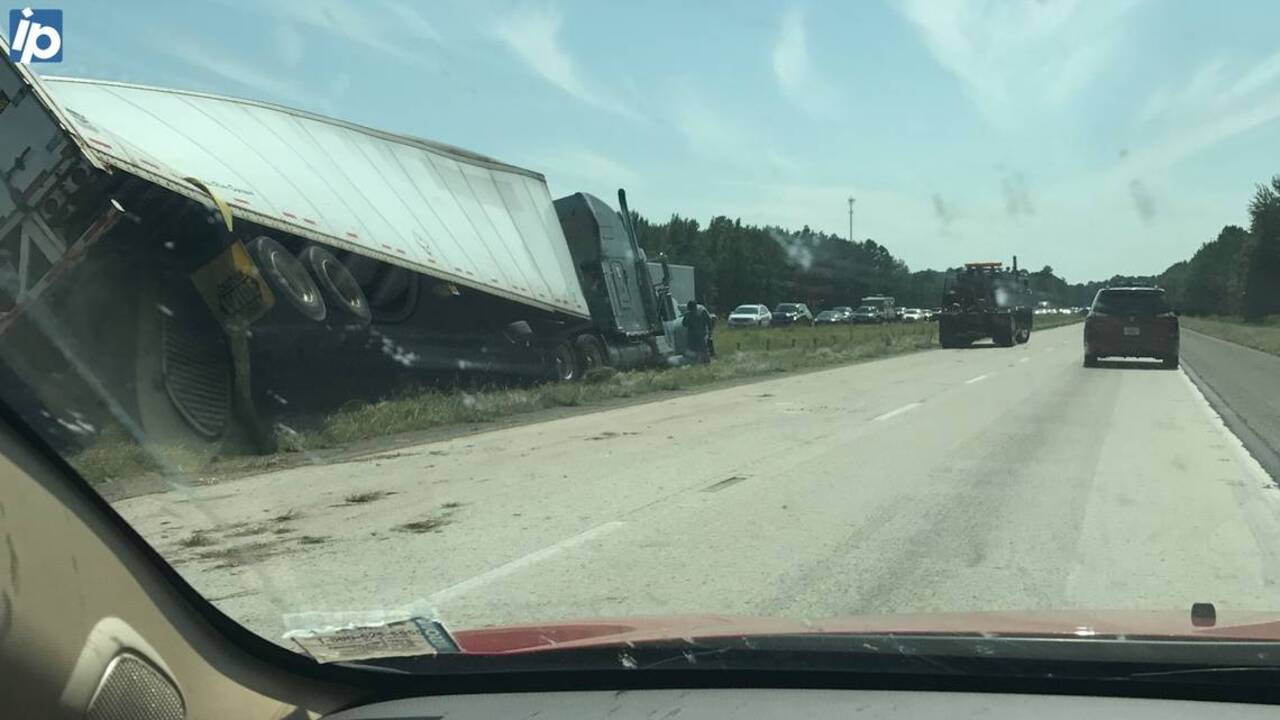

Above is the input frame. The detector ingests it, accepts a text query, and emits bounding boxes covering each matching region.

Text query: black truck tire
[574,334,608,372]
[300,245,372,324]
[1084,354,1099,368]
[247,235,326,322]
[552,340,580,382]
[1163,354,1180,370]
[997,315,1017,347]
[939,321,958,348]
[1015,316,1031,344]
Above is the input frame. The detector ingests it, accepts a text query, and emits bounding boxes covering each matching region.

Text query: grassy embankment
[1180,315,1280,357]
[72,314,1082,482]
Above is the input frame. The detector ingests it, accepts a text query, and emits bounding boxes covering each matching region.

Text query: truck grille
[161,313,230,438]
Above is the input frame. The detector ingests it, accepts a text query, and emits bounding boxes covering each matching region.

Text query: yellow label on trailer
[191,240,275,325]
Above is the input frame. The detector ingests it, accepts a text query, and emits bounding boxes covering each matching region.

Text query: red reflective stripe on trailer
[282,211,298,219]
[302,218,317,225]
[346,232,359,239]
[231,197,250,205]
[88,138,113,150]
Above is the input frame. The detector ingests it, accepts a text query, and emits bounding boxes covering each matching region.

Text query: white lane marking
[431,522,626,604]
[1178,371,1273,485]
[1018,357,1031,363]
[964,373,990,384]
[874,402,922,421]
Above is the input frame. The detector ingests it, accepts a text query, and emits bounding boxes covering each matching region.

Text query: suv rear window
[1093,290,1171,315]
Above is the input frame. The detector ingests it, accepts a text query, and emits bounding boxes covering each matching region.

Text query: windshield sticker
[282,601,458,663]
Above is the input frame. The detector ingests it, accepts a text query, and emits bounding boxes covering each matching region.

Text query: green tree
[1245,177,1280,320]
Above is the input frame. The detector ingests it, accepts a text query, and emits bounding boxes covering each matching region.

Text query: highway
[113,323,1280,645]
[1182,329,1280,481]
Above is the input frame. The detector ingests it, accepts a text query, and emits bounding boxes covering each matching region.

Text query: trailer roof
[40,76,590,318]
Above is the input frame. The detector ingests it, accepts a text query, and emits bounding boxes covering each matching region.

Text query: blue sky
[16,0,1280,280]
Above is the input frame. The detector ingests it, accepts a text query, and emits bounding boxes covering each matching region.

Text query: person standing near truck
[682,300,713,364]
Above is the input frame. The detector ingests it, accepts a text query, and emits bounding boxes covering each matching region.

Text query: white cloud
[1124,49,1280,174]
[896,0,1140,128]
[491,5,633,117]
[153,33,311,105]
[276,23,304,67]
[525,147,641,200]
[237,0,438,68]
[771,8,839,117]
[672,90,798,178]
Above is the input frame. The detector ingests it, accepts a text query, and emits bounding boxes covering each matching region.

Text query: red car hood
[452,610,1280,654]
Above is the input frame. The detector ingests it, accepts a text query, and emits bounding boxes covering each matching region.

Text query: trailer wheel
[300,245,371,324]
[248,236,326,322]
[552,340,579,382]
[574,334,607,372]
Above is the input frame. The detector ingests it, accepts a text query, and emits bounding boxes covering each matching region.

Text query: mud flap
[190,239,277,453]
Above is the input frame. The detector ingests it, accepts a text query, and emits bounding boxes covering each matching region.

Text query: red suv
[1083,287,1179,369]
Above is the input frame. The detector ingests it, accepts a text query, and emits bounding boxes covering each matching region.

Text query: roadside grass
[68,425,217,487]
[70,315,1084,479]
[1031,313,1086,331]
[300,322,941,449]
[1181,315,1280,357]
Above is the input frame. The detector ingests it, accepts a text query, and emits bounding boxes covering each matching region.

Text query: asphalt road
[113,323,1280,645]
[1182,328,1280,481]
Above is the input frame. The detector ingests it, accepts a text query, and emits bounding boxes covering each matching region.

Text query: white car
[901,308,926,322]
[727,304,772,327]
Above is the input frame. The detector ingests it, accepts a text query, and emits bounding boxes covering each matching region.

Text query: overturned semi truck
[0,43,694,456]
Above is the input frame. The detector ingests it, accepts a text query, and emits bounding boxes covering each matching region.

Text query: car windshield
[4,0,1280,686]
[1094,290,1172,315]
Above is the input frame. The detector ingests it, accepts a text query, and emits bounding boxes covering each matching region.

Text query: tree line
[630,174,1280,319]
[630,212,1109,312]
[1153,176,1280,320]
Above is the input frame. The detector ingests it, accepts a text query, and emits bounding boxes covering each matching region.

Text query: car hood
[452,610,1280,654]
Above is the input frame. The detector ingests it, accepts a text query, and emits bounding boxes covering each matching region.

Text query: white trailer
[0,43,691,454]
